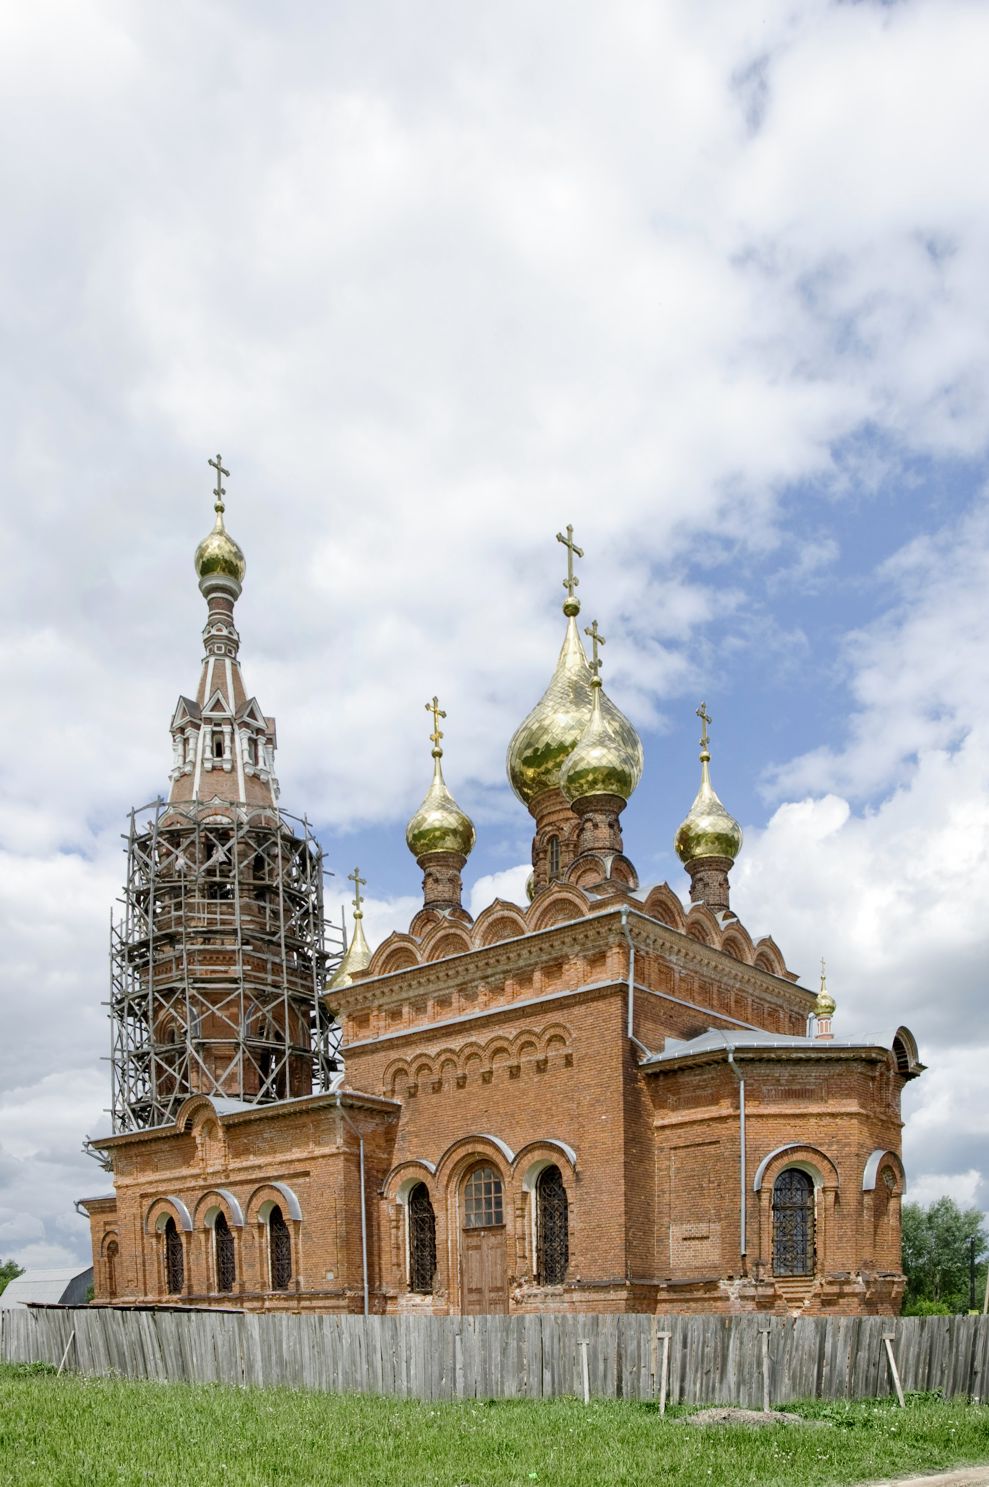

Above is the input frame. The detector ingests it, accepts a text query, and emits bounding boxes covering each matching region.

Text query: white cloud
[468,864,531,920]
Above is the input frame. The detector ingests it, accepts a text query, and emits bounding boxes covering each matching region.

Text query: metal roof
[0,1267,93,1308]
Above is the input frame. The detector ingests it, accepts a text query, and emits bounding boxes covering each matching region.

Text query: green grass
[1,1365,987,1487]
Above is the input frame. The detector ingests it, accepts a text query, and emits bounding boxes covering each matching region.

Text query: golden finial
[696,701,712,759]
[406,700,475,860]
[208,452,229,517]
[584,619,606,680]
[674,702,742,865]
[816,955,836,1017]
[425,696,446,757]
[195,451,245,587]
[348,866,367,919]
[328,869,372,990]
[556,524,584,616]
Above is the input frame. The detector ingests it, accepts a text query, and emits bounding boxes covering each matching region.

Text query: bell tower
[108,457,344,1132]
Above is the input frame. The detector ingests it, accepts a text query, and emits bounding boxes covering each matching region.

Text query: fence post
[760,1325,771,1413]
[579,1339,590,1405]
[657,1331,671,1416]
[883,1334,905,1409]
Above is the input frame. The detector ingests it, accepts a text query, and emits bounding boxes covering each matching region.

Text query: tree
[0,1260,23,1295]
[902,1197,988,1313]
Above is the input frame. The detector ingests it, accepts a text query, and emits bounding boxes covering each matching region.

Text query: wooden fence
[2,1308,988,1407]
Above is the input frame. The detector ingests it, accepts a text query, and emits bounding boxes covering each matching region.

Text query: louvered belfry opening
[772,1168,816,1276]
[109,799,346,1132]
[408,1183,437,1294]
[268,1205,292,1291]
[536,1165,569,1285]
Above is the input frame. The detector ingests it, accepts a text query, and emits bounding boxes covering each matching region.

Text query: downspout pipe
[620,904,652,1058]
[715,1032,747,1268]
[335,1094,369,1317]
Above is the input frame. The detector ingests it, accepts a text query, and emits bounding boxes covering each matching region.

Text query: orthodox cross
[556,523,584,602]
[584,619,606,678]
[208,453,229,514]
[348,866,366,917]
[425,695,446,751]
[696,701,712,752]
[820,956,827,992]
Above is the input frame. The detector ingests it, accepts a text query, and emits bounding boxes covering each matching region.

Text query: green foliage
[0,1369,987,1487]
[0,1260,23,1296]
[902,1196,988,1313]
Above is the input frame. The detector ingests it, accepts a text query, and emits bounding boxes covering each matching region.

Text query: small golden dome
[406,698,476,860]
[816,986,836,1017]
[560,678,643,804]
[195,507,246,587]
[815,959,836,1017]
[674,705,742,864]
[328,912,372,990]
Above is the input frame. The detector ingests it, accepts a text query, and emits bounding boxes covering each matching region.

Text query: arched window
[268,1204,292,1291]
[163,1217,184,1294]
[213,731,224,759]
[463,1165,504,1229]
[772,1169,815,1276]
[105,1240,118,1299]
[214,1212,236,1293]
[535,1166,569,1285]
[547,835,561,880]
[408,1184,437,1294]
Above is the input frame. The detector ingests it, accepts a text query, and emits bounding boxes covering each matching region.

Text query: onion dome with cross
[195,453,246,592]
[328,868,373,990]
[674,704,743,865]
[406,698,476,860]
[560,620,643,805]
[507,526,641,807]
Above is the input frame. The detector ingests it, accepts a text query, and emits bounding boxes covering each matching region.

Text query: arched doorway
[460,1164,507,1314]
[772,1168,815,1276]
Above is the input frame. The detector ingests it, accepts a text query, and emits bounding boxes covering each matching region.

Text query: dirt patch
[679,1406,827,1428]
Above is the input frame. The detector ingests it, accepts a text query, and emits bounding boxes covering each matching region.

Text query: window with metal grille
[214,1212,236,1293]
[547,835,561,879]
[463,1165,504,1229]
[163,1217,184,1294]
[268,1205,292,1291]
[408,1184,437,1294]
[536,1166,569,1285]
[772,1168,815,1276]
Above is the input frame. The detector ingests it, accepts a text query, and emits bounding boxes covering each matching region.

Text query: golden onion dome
[195,506,246,587]
[507,615,641,806]
[560,676,643,804]
[406,698,476,860]
[674,706,743,864]
[815,960,836,1017]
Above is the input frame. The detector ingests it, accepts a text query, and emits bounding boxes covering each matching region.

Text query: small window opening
[163,1217,184,1294]
[268,1205,292,1291]
[105,1240,119,1299]
[214,1213,236,1293]
[408,1184,437,1294]
[213,731,224,759]
[536,1165,569,1285]
[547,835,561,880]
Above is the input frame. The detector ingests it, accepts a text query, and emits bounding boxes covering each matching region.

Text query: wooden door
[461,1227,507,1314]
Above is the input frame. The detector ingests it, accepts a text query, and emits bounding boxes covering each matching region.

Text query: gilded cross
[820,956,827,991]
[584,619,606,677]
[556,523,584,602]
[348,866,366,916]
[696,701,711,752]
[425,695,446,751]
[208,452,229,514]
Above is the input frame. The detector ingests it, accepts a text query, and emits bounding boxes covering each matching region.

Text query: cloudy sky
[2,0,988,1269]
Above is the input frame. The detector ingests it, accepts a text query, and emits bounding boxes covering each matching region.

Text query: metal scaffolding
[109,797,346,1133]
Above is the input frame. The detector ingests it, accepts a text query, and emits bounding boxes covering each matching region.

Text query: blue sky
[2,0,989,1267]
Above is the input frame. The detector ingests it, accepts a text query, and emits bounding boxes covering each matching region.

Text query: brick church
[81,462,923,1316]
